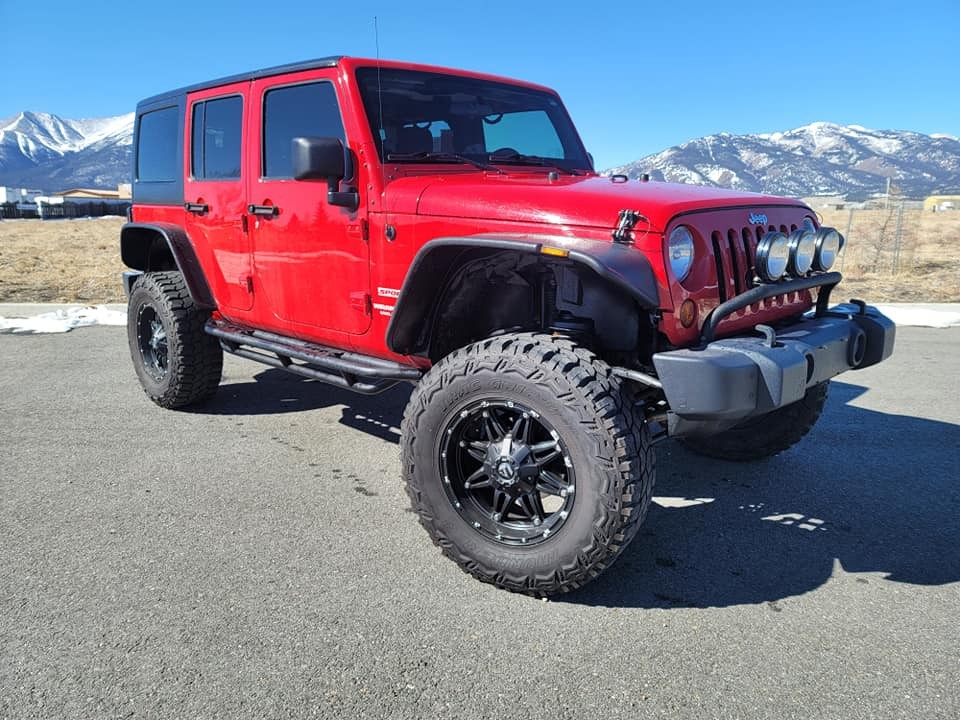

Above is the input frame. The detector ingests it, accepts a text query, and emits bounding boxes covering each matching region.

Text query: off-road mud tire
[127,271,222,408]
[682,381,830,461]
[401,332,655,596]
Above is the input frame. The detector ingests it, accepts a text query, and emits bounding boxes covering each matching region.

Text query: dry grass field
[0,217,126,303]
[0,210,958,305]
[819,207,960,303]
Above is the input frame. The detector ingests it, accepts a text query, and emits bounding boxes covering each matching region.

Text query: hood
[383,172,808,233]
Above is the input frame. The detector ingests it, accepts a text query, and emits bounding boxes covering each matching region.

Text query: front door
[248,72,371,335]
[184,82,252,311]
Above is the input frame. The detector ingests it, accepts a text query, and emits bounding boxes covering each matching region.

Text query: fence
[0,203,38,219]
[0,201,130,220]
[818,205,960,301]
[818,206,958,276]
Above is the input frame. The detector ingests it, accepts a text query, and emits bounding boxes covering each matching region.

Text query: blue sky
[1,0,956,169]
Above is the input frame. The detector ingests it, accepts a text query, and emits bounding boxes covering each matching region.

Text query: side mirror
[291,136,358,211]
[292,136,344,181]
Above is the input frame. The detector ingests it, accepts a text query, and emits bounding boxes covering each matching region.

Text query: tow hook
[755,324,777,348]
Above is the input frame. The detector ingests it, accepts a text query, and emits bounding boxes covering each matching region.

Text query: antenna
[374,16,387,199]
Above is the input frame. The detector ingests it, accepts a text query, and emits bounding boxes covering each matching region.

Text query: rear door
[183,82,253,311]
[248,71,371,335]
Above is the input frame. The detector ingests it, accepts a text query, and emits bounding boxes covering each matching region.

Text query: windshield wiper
[487,151,583,176]
[386,151,504,174]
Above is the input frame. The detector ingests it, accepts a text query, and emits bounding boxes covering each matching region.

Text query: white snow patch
[860,135,903,155]
[704,166,739,184]
[738,148,773,168]
[0,306,126,334]
[2,302,956,337]
[874,304,960,328]
[653,496,716,508]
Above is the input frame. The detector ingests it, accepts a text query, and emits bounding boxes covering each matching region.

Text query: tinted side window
[263,82,345,178]
[191,96,242,180]
[191,104,203,178]
[137,106,179,181]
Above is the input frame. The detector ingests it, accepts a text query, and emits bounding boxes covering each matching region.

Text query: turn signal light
[679,299,697,328]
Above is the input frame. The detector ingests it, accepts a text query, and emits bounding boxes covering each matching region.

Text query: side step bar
[205,319,422,395]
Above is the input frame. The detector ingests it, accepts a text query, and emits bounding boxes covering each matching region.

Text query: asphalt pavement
[1,325,958,719]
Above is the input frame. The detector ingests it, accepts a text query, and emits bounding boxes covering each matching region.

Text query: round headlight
[788,229,816,275]
[814,228,844,271]
[755,231,790,282]
[668,226,695,282]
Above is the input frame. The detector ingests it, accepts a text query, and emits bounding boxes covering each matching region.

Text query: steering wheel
[489,147,519,158]
[482,113,504,125]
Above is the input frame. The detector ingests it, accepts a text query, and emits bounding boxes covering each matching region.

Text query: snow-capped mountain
[0,111,133,191]
[606,122,960,200]
[2,113,959,199]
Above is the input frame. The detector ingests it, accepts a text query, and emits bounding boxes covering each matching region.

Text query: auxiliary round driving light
[788,229,817,275]
[755,231,790,282]
[813,228,844,271]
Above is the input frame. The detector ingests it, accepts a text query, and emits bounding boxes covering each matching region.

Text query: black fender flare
[120,222,216,309]
[385,235,661,356]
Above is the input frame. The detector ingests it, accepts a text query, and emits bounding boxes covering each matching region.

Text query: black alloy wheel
[136,304,169,382]
[439,399,576,546]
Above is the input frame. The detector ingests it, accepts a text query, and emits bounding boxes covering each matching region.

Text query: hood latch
[612,209,646,244]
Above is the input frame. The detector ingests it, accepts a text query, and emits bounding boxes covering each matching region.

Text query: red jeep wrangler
[122,56,895,595]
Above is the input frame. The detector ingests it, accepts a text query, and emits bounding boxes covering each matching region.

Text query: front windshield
[355,67,592,172]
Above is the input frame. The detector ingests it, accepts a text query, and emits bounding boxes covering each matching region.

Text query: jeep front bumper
[651,303,895,437]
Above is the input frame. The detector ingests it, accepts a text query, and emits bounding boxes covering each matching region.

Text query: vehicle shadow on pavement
[188,368,411,444]
[559,380,960,609]
[191,372,960,608]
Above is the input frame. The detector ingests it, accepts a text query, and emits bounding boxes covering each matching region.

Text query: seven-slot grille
[709,221,806,302]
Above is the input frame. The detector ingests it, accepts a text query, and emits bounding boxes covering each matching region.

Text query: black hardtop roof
[137,56,343,108]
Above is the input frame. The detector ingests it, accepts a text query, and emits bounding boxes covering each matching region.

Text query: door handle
[185,202,209,214]
[248,204,279,217]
